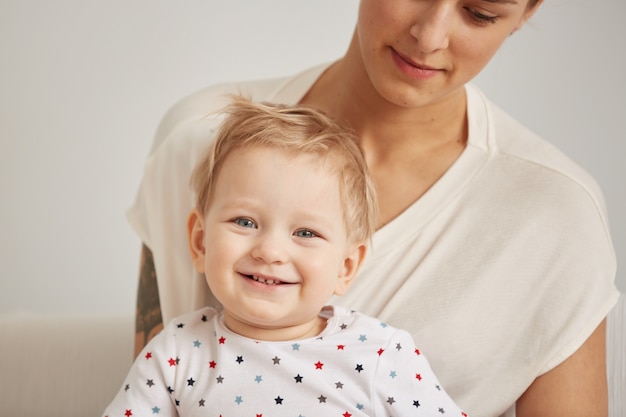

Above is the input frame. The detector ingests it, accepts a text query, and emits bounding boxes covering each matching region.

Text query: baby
[103,96,467,417]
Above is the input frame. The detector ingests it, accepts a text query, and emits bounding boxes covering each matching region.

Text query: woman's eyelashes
[464,7,499,25]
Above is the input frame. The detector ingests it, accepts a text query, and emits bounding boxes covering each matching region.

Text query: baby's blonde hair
[191,95,378,244]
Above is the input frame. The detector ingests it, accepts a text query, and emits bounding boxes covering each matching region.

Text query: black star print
[167,386,174,394]
[335,381,344,389]
[272,356,281,365]
[318,395,327,403]
[436,385,441,391]
[396,342,402,351]
[439,407,446,414]
[177,323,185,328]
[187,378,195,386]
[274,396,283,404]
[124,384,130,392]
[294,374,303,383]
[146,379,154,388]
[199,399,205,407]
[387,397,395,405]
[413,400,421,408]
[340,323,348,330]
[175,399,180,406]
[236,356,244,364]
[201,314,207,322]
[355,364,364,373]
[216,375,224,383]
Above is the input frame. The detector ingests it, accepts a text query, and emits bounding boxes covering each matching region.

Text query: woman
[129,1,619,416]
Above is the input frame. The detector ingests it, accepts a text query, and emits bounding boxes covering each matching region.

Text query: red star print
[337,344,345,350]
[256,414,263,417]
[416,373,422,381]
[462,413,468,417]
[377,348,384,356]
[219,336,226,344]
[124,410,132,417]
[145,352,152,360]
[314,361,324,369]
[168,357,177,367]
[415,348,421,355]
[343,412,352,417]
[209,360,217,368]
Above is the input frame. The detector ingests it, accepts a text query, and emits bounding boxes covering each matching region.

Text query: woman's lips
[391,47,442,80]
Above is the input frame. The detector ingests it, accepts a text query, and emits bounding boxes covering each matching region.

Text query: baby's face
[190,146,363,341]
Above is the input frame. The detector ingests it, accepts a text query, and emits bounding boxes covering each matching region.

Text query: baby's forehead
[227,144,342,169]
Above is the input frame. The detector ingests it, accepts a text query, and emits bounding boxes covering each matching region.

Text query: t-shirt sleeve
[102,323,179,417]
[372,329,469,416]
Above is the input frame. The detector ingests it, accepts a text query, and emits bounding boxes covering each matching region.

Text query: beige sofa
[0,295,623,417]
[0,312,133,417]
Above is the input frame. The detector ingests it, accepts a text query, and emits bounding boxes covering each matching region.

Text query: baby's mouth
[247,275,283,286]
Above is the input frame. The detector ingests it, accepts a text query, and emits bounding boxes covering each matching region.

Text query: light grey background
[1,0,624,315]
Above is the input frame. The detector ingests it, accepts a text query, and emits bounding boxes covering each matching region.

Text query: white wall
[1,0,624,315]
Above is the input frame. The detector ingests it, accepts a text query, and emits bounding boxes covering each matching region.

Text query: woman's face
[355,0,541,108]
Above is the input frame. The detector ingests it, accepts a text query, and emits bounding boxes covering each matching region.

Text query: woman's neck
[300,45,469,226]
[301,48,468,158]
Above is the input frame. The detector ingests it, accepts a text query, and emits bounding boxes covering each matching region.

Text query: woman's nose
[250,232,289,264]
[409,2,452,53]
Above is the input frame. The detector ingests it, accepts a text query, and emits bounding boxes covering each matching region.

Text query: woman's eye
[294,229,318,238]
[234,217,256,228]
[465,7,498,25]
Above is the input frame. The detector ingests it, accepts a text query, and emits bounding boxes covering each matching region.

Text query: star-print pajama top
[102,306,468,417]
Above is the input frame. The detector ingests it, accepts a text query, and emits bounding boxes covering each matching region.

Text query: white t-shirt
[103,306,468,417]
[128,63,619,417]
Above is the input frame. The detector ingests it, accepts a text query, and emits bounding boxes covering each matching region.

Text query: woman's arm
[516,319,608,417]
[134,244,164,358]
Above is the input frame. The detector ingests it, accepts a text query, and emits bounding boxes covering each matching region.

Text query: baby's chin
[222,310,326,342]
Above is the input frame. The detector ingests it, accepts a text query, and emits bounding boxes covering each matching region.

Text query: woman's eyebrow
[482,0,519,4]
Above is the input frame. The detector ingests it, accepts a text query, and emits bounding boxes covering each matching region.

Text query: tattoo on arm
[134,244,163,357]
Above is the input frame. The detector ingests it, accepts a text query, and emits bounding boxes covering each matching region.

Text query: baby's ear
[187,209,207,273]
[334,243,367,296]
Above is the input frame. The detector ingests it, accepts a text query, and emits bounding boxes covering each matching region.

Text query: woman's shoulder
[151,76,291,154]
[468,84,607,214]
[151,63,330,154]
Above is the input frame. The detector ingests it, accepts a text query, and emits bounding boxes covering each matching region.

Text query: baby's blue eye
[294,229,318,238]
[234,218,256,228]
